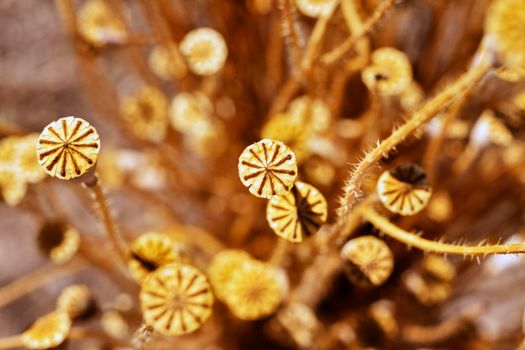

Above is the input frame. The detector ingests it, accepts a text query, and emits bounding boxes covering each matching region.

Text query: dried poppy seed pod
[288,96,331,134]
[77,0,127,47]
[57,284,94,320]
[376,163,432,216]
[37,221,80,264]
[128,232,181,283]
[261,113,310,163]
[120,86,168,143]
[207,249,252,301]
[2,134,46,185]
[484,0,525,70]
[362,47,413,96]
[295,0,337,18]
[238,139,298,199]
[341,236,394,287]
[421,255,456,282]
[21,311,71,349]
[140,263,214,335]
[148,43,187,80]
[0,164,28,206]
[403,270,451,306]
[179,27,228,76]
[37,116,100,180]
[266,181,328,243]
[169,91,213,134]
[101,310,129,339]
[223,259,285,321]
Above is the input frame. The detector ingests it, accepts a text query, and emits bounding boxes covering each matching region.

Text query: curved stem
[361,207,525,256]
[337,62,491,220]
[83,174,129,265]
[321,0,396,66]
[278,0,303,72]
[0,258,88,309]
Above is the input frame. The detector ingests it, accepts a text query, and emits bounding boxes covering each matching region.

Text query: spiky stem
[361,207,525,256]
[321,0,396,66]
[83,174,129,265]
[337,61,491,223]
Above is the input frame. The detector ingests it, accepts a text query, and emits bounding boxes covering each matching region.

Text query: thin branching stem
[362,207,525,256]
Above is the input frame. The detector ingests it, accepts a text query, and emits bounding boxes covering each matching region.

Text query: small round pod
[261,112,310,163]
[169,91,213,134]
[341,236,394,287]
[421,255,456,282]
[10,134,46,184]
[140,263,214,336]
[100,310,129,339]
[238,139,298,199]
[376,163,432,216]
[484,0,525,71]
[57,284,95,320]
[77,0,127,47]
[0,164,28,207]
[120,86,169,143]
[148,43,187,80]
[403,270,451,306]
[128,232,181,283]
[207,249,252,302]
[362,47,413,96]
[223,259,285,321]
[266,181,328,243]
[37,221,80,264]
[295,0,336,18]
[288,96,332,134]
[37,116,100,180]
[179,27,228,76]
[21,311,71,350]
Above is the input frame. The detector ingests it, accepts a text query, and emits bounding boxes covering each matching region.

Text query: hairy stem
[362,207,525,256]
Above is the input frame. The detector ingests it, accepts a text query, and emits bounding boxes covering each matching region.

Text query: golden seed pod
[120,86,168,143]
[341,235,394,287]
[362,47,413,96]
[128,232,181,283]
[57,284,93,319]
[169,91,213,134]
[101,310,129,339]
[266,181,328,243]
[37,221,81,264]
[376,163,432,216]
[223,259,284,321]
[238,139,298,199]
[77,0,127,47]
[295,0,337,18]
[484,0,525,70]
[140,263,214,335]
[149,43,187,80]
[0,134,46,184]
[421,255,456,282]
[0,165,28,207]
[261,113,310,163]
[184,118,227,157]
[288,96,332,134]
[21,311,71,350]
[207,249,252,301]
[179,27,228,76]
[36,116,100,180]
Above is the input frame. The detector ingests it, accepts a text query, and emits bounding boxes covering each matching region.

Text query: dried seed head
[266,181,328,242]
[304,157,336,186]
[78,0,127,47]
[376,164,432,216]
[120,86,168,143]
[421,255,456,282]
[128,232,181,283]
[21,311,71,349]
[470,110,513,148]
[57,284,94,320]
[295,0,337,18]
[362,47,413,96]
[224,259,284,320]
[0,134,46,185]
[183,118,227,157]
[403,270,451,306]
[148,43,187,80]
[169,91,213,134]
[484,0,525,70]
[37,117,100,180]
[288,96,332,134]
[341,236,394,287]
[140,263,214,335]
[101,310,129,339]
[207,249,252,301]
[238,139,298,199]
[179,28,228,76]
[0,164,28,206]
[261,113,310,163]
[37,221,80,264]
